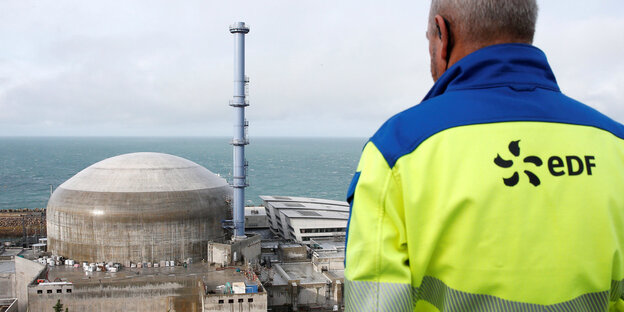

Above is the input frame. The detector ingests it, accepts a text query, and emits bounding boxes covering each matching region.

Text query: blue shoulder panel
[371,89,624,169]
[370,44,624,168]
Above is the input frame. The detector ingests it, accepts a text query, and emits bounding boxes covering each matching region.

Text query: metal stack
[229,22,250,239]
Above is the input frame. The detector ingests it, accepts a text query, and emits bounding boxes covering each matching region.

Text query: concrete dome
[47,152,232,264]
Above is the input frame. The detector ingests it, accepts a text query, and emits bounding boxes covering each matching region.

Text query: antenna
[229,22,250,240]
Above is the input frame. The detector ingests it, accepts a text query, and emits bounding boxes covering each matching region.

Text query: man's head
[427,0,539,81]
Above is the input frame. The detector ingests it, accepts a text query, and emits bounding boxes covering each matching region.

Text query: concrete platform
[46,263,256,287]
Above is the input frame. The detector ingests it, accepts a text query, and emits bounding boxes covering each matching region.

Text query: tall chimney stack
[229,22,250,240]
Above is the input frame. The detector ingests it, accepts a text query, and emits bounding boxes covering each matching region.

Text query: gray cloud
[0,0,622,137]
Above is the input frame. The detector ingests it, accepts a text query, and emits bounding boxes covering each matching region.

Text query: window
[300,227,346,235]
[228,299,234,304]
[218,300,224,304]
[248,298,254,303]
[238,298,244,303]
[57,289,62,293]
[66,289,72,293]
[37,290,42,294]
[47,290,52,294]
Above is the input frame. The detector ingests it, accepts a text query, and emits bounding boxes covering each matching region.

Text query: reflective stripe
[345,277,624,312]
[345,279,414,312]
[417,276,613,312]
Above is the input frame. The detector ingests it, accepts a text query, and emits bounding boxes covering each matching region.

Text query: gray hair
[429,0,539,44]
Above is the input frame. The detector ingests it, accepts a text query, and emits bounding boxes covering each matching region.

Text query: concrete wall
[266,284,291,308]
[30,282,73,296]
[312,253,344,271]
[207,243,231,266]
[207,235,261,266]
[232,235,261,265]
[202,292,267,312]
[290,218,347,243]
[266,282,332,310]
[47,186,231,264]
[293,282,329,307]
[0,264,15,298]
[331,279,343,308]
[0,248,25,261]
[278,245,307,261]
[244,207,269,229]
[279,214,290,239]
[27,280,201,312]
[14,257,45,312]
[270,263,340,311]
[263,204,279,233]
[0,298,18,312]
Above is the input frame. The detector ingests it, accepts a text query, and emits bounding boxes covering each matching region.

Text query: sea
[0,137,366,210]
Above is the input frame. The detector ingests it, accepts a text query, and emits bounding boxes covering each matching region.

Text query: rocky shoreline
[0,208,46,238]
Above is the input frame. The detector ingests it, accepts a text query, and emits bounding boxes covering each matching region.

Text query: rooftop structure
[0,248,24,260]
[27,263,266,312]
[310,238,345,272]
[259,195,349,207]
[244,206,269,229]
[46,152,232,264]
[261,196,348,243]
[270,262,343,310]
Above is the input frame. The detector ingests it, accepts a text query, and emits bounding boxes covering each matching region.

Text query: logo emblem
[494,140,542,187]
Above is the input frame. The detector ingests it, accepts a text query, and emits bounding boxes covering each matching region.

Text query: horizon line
[0,135,368,139]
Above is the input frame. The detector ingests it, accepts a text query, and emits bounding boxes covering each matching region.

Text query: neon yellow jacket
[345,44,624,311]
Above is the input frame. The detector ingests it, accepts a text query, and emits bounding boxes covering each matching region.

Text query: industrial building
[26,263,266,312]
[0,21,348,312]
[1,204,347,312]
[261,196,349,243]
[245,206,270,229]
[14,149,266,312]
[46,152,232,264]
[257,237,345,311]
[310,238,345,272]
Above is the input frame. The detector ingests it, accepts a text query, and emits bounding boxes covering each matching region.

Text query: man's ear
[433,14,451,66]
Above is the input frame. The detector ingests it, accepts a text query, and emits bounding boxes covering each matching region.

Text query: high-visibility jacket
[344,43,624,312]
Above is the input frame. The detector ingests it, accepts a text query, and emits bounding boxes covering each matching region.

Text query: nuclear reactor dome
[46,152,232,264]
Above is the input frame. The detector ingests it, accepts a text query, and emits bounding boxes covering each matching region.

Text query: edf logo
[494,140,596,187]
[547,155,596,177]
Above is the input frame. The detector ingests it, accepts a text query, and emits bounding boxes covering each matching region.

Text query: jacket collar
[422,43,560,102]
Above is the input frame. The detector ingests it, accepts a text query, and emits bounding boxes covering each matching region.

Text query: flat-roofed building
[27,263,267,312]
[244,206,269,229]
[260,196,348,244]
[309,238,345,272]
[270,261,343,311]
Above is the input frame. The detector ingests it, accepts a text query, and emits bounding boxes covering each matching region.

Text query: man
[344,0,624,311]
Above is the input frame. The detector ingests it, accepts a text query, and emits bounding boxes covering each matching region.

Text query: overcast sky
[1,1,622,137]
